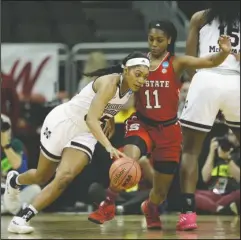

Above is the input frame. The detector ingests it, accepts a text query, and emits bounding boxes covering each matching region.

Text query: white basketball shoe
[8,216,34,234]
[3,170,21,214]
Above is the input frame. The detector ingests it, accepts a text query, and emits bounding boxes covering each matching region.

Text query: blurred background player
[78,51,108,91]
[179,1,240,231]
[1,114,41,215]
[89,20,232,229]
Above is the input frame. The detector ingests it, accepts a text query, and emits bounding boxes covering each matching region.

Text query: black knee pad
[123,136,148,157]
[153,161,178,174]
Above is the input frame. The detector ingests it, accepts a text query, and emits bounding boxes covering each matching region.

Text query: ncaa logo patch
[162,61,169,68]
[162,69,167,74]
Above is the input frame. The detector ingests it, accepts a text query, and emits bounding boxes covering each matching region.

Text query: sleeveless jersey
[66,75,133,126]
[135,52,181,121]
[198,19,240,73]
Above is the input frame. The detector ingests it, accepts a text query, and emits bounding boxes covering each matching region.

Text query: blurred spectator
[1,74,20,133]
[195,130,240,215]
[78,51,108,91]
[1,114,41,215]
[178,81,190,117]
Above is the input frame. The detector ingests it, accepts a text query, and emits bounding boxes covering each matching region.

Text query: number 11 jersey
[135,52,182,121]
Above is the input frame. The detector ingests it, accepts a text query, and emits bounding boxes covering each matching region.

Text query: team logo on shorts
[43,127,52,139]
[162,61,169,68]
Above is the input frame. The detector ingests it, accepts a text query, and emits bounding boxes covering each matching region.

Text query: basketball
[109,157,142,190]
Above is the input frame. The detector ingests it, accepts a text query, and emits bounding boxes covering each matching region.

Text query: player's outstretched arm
[85,76,116,150]
[185,10,205,78]
[177,35,231,70]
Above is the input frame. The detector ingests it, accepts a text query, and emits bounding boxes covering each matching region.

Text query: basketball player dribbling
[178,1,240,230]
[4,52,150,234]
[89,20,232,229]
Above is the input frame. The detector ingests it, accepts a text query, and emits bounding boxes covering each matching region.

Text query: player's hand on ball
[218,35,232,53]
[106,146,127,159]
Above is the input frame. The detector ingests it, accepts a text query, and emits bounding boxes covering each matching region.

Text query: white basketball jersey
[198,19,240,73]
[65,75,133,129]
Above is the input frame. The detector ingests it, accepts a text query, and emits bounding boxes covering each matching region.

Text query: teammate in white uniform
[177,1,240,231]
[5,51,150,234]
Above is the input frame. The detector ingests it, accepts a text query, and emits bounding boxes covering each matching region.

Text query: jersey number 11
[145,89,161,109]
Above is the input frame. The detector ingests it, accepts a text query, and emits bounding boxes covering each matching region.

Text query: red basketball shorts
[124,114,182,163]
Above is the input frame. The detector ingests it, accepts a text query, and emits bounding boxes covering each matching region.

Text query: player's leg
[141,123,181,229]
[8,134,96,234]
[178,71,221,231]
[222,73,240,142]
[3,108,64,214]
[8,148,89,234]
[88,115,152,224]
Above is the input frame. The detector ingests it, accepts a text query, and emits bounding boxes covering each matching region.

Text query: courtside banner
[1,44,59,101]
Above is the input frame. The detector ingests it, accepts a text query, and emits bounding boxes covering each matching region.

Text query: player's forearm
[202,151,215,182]
[208,50,230,67]
[86,118,112,149]
[4,148,22,170]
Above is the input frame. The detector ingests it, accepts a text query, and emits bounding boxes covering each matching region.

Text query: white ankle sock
[28,204,38,214]
[15,176,22,186]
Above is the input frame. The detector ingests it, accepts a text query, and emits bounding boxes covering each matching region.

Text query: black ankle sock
[181,193,195,213]
[17,206,37,222]
[10,174,20,189]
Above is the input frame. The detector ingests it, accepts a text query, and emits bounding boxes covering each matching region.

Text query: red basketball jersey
[135,52,182,121]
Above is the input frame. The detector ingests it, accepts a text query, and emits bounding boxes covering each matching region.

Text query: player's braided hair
[84,51,149,77]
[205,1,240,29]
[148,20,177,56]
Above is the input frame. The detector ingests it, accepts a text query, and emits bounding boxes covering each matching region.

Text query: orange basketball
[109,157,142,190]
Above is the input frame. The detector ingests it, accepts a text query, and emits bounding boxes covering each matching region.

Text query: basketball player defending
[178,2,240,230]
[4,52,150,234]
[89,20,232,229]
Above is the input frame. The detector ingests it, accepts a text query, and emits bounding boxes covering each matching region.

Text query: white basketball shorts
[180,70,240,132]
[40,104,97,162]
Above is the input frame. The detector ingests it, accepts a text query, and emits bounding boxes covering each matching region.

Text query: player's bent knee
[123,135,148,158]
[55,170,75,191]
[153,161,178,175]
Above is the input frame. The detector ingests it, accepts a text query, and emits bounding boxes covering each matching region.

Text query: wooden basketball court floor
[1,213,240,239]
